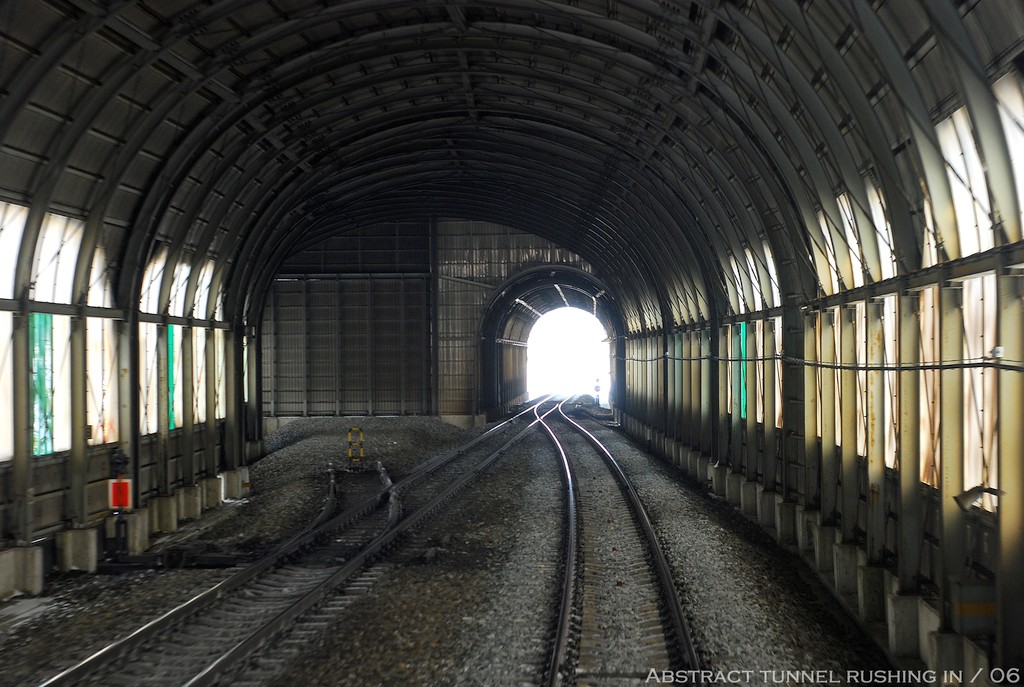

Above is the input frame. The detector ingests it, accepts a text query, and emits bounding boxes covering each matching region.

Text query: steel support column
[181,326,195,485]
[702,328,715,458]
[897,294,922,590]
[939,283,965,630]
[997,271,1024,669]
[764,318,778,491]
[224,326,243,471]
[205,328,218,477]
[745,321,758,481]
[731,324,742,469]
[840,306,858,540]
[12,312,31,543]
[802,312,819,508]
[821,310,839,523]
[866,301,886,561]
[69,313,88,525]
[156,324,170,496]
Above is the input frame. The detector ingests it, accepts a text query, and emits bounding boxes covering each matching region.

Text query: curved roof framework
[1,0,1023,332]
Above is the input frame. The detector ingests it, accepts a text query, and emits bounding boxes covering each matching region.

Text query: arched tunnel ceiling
[2,0,1023,332]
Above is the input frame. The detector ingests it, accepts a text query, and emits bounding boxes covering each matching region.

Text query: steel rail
[38,396,552,687]
[184,398,563,687]
[535,398,579,687]
[539,399,701,686]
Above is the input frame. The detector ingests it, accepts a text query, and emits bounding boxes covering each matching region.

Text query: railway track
[540,399,701,686]
[38,397,557,687]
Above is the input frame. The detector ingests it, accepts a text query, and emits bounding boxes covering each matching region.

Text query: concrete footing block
[710,463,728,497]
[857,550,885,622]
[0,549,14,598]
[796,507,817,553]
[672,441,684,467]
[725,471,743,505]
[929,632,964,678]
[739,481,758,516]
[814,525,838,574]
[150,495,179,534]
[202,476,222,510]
[222,467,251,500]
[756,486,776,528]
[774,495,796,545]
[58,527,99,573]
[0,546,45,597]
[918,599,942,668]
[686,452,701,480]
[963,637,992,687]
[885,576,920,658]
[832,542,857,594]
[178,486,202,520]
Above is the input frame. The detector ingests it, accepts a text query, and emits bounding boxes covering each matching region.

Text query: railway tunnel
[0,0,1023,680]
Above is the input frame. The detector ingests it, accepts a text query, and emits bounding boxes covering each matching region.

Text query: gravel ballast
[1,414,892,686]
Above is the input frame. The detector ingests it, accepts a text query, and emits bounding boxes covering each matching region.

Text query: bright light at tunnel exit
[527,308,610,406]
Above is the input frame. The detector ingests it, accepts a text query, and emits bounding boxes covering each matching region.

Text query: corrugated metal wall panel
[262,275,430,416]
[307,280,339,415]
[339,280,370,414]
[273,281,306,415]
[435,220,591,416]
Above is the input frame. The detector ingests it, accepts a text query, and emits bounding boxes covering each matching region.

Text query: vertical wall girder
[69,314,87,526]
[897,294,922,591]
[820,311,838,523]
[840,307,858,541]
[997,271,1024,668]
[802,312,819,508]
[939,283,966,630]
[745,322,758,482]
[763,318,778,492]
[866,301,886,562]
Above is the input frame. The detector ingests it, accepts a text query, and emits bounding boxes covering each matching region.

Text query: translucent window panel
[193,328,207,423]
[866,180,897,280]
[140,247,167,314]
[744,247,764,311]
[169,263,191,318]
[215,328,226,419]
[86,317,118,445]
[773,315,783,429]
[962,273,998,511]
[730,255,746,314]
[922,199,940,269]
[739,321,747,420]
[30,313,53,455]
[168,324,183,429]
[816,210,841,295]
[31,213,83,304]
[194,261,215,317]
[883,295,898,470]
[726,324,733,412]
[919,286,940,486]
[52,314,71,452]
[836,194,865,288]
[815,313,823,439]
[833,307,842,447]
[243,335,249,404]
[29,313,71,454]
[0,202,26,299]
[139,322,159,435]
[994,73,1024,231]
[762,240,782,308]
[937,109,994,257]
[0,311,12,461]
[755,319,765,424]
[87,247,113,308]
[855,301,867,457]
